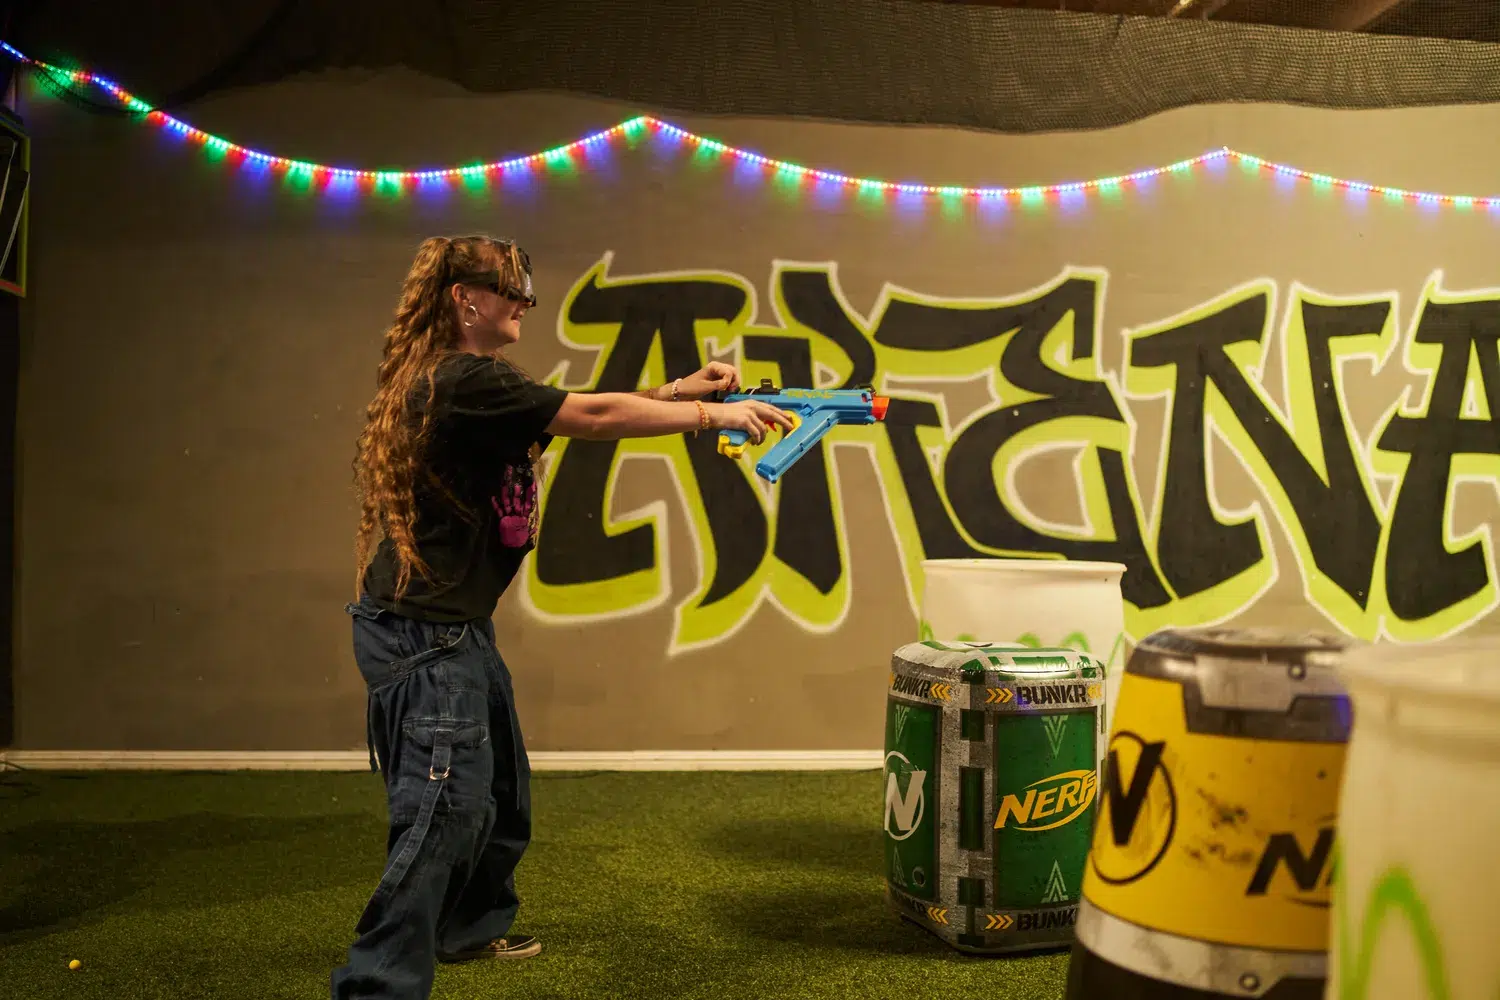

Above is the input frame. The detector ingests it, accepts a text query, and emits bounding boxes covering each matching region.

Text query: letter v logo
[1091,732,1177,885]
[1106,739,1166,846]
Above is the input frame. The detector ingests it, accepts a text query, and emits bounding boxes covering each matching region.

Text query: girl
[333,235,792,1000]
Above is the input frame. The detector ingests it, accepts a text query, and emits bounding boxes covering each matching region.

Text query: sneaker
[438,935,542,962]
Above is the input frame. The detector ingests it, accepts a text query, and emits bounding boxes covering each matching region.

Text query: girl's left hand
[674,361,741,401]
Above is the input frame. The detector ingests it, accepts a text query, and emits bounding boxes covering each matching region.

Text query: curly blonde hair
[351,235,532,601]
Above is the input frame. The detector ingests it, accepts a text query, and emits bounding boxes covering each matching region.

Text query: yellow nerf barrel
[1064,627,1355,999]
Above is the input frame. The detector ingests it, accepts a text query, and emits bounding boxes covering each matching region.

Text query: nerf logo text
[995,768,1099,831]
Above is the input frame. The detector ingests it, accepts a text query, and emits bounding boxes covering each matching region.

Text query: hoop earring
[463,304,478,327]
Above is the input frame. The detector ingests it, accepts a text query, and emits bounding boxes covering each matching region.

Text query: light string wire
[2,40,1497,209]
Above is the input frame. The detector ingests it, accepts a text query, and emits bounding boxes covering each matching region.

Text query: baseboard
[0,749,884,772]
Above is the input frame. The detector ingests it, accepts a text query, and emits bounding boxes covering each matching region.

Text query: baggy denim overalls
[329,595,532,1000]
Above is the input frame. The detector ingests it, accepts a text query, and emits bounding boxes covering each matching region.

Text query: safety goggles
[448,240,537,307]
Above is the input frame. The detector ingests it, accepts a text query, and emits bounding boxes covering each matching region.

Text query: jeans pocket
[399,715,492,817]
[369,713,490,899]
[401,717,489,761]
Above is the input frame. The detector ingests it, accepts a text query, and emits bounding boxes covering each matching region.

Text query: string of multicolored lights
[4,40,1497,210]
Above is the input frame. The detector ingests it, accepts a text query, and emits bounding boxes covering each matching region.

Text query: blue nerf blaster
[711,378,890,483]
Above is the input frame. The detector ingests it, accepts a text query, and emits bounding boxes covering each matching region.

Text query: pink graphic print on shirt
[491,463,538,548]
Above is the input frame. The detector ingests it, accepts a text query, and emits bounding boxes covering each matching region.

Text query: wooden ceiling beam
[1167,0,1233,16]
[1165,0,1412,29]
[919,0,1413,30]
[1321,0,1410,30]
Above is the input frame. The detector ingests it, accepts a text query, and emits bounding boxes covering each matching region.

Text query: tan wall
[14,68,1500,751]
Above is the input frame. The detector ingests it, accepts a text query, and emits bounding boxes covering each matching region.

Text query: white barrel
[1328,637,1500,1000]
[919,558,1127,732]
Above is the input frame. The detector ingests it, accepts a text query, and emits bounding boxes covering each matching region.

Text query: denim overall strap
[366,695,379,772]
[347,601,384,773]
[370,724,455,901]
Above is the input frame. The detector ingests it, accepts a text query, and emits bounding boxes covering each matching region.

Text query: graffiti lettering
[1372,282,1500,637]
[903,277,1171,612]
[1124,282,1393,633]
[527,265,780,648]
[520,256,1500,651]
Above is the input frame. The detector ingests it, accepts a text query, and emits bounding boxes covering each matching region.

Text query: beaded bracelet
[694,400,708,434]
[670,378,682,402]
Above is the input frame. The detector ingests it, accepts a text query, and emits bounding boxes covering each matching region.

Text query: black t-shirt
[361,352,568,622]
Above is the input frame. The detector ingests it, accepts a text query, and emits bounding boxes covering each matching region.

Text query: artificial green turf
[0,769,1068,999]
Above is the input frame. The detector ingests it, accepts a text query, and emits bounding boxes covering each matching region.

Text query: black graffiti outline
[862,266,1173,613]
[521,257,1500,649]
[1123,280,1392,623]
[1371,277,1500,625]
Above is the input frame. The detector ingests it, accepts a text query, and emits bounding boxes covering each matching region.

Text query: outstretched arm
[546,391,792,443]
[625,361,742,402]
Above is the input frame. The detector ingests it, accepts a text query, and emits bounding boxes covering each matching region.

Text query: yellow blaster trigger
[717,432,747,460]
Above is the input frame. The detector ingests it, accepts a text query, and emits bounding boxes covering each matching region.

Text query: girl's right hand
[704,400,796,443]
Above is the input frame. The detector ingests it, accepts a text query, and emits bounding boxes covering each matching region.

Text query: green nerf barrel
[884,639,1106,953]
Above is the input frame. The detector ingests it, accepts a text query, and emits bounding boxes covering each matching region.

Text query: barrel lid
[1339,635,1500,705]
[894,639,1104,678]
[893,639,1106,710]
[1125,626,1354,735]
[1134,626,1354,660]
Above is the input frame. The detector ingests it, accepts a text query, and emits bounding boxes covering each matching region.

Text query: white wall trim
[0,749,883,772]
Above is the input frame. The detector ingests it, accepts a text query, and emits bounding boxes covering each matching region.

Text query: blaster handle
[755,408,840,483]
